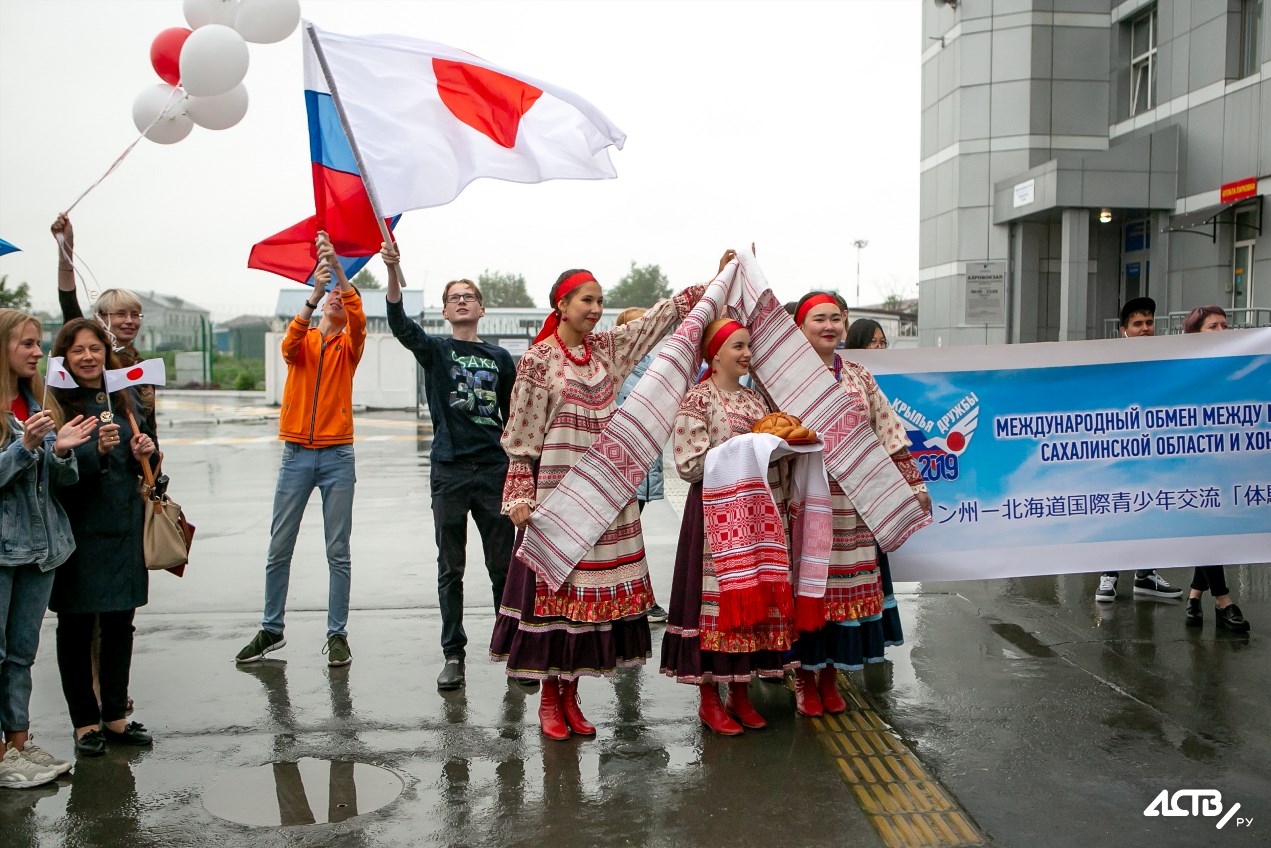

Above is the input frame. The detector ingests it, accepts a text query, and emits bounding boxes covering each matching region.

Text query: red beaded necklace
[553,327,592,366]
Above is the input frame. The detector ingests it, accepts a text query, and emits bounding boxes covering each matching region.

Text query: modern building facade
[920,0,1268,345]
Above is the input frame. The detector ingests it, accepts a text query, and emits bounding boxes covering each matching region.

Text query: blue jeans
[262,442,356,639]
[0,563,56,733]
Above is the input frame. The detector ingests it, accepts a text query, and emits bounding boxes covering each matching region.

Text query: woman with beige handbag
[43,319,157,758]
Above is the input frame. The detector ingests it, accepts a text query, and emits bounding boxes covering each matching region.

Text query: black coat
[49,387,152,614]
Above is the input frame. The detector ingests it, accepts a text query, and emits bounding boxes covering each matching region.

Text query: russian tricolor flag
[248,34,398,285]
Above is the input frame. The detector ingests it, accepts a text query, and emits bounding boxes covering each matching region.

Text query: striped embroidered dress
[795,357,925,669]
[660,382,799,683]
[491,286,702,679]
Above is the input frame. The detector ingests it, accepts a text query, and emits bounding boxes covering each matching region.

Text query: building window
[1129,7,1157,116]
[1241,0,1264,78]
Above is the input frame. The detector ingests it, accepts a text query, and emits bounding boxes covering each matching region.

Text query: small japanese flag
[103,359,167,392]
[45,357,79,389]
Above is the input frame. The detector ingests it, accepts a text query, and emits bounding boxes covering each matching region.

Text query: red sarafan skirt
[490,532,652,681]
[659,483,796,684]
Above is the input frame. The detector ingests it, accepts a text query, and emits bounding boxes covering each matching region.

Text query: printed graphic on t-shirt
[449,350,500,427]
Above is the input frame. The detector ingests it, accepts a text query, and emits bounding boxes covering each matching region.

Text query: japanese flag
[104,359,167,392]
[306,23,626,216]
[45,357,78,389]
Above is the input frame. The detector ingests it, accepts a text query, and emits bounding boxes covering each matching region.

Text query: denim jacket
[0,387,79,570]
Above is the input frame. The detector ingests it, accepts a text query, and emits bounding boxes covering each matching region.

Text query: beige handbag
[130,413,194,572]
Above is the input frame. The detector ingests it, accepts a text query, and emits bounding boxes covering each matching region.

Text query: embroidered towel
[518,252,930,593]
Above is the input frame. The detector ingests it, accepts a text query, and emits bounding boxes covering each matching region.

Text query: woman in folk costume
[789,292,931,716]
[660,319,792,735]
[492,268,704,740]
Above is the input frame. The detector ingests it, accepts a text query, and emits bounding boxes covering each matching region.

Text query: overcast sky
[0,0,920,320]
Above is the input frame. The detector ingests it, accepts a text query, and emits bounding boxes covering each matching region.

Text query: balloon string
[55,237,121,351]
[55,235,103,306]
[64,87,185,216]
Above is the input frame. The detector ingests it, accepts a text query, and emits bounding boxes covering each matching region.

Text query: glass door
[1121,218,1150,301]
[1233,242,1253,310]
[1233,208,1257,312]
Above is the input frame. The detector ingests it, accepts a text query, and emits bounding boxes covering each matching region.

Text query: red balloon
[150,27,192,86]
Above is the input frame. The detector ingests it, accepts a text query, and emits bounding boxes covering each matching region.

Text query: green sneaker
[324,635,352,667]
[235,630,286,664]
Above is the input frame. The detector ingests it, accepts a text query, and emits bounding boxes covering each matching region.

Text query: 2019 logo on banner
[892,391,980,483]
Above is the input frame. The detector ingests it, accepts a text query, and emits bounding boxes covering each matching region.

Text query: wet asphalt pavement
[4,393,1268,847]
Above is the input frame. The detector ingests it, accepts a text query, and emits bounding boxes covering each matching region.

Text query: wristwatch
[305,299,320,310]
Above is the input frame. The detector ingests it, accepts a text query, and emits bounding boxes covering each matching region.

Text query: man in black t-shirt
[382,242,517,691]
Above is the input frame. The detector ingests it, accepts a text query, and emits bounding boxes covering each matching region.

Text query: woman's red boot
[818,667,847,714]
[560,678,596,736]
[698,683,743,735]
[794,669,823,717]
[538,678,570,741]
[725,681,767,729]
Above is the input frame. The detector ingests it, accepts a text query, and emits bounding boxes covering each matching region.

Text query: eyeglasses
[103,311,144,321]
[867,339,888,349]
[445,293,478,304]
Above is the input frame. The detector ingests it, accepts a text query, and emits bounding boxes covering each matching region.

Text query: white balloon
[186,83,249,130]
[234,0,300,44]
[132,83,194,145]
[179,24,249,97]
[183,0,239,29]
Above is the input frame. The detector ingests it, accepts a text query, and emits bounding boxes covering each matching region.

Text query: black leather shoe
[436,658,465,690]
[1216,604,1251,633]
[1185,598,1203,627]
[102,721,153,746]
[74,730,106,757]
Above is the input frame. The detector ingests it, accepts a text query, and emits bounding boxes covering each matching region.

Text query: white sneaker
[0,745,58,789]
[1095,575,1117,602]
[12,740,71,777]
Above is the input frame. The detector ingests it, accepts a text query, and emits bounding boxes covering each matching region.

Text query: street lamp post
[851,239,869,306]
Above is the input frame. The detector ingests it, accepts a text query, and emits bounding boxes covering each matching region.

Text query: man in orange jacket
[236,234,366,667]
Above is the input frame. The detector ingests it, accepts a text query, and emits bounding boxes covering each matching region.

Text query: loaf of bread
[751,412,816,442]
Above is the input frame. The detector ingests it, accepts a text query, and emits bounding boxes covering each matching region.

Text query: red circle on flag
[126,367,144,380]
[946,431,966,452]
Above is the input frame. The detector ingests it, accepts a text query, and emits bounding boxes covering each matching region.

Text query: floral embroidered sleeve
[848,362,929,494]
[594,284,706,384]
[500,347,554,512]
[672,389,713,484]
[893,446,925,489]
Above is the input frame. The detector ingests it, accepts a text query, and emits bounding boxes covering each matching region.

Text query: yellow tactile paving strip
[811,674,987,848]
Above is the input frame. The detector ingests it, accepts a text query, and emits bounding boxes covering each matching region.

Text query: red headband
[796,293,840,327]
[699,320,745,383]
[704,320,745,363]
[533,271,598,344]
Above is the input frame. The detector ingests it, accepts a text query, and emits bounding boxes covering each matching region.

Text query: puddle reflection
[204,758,402,827]
[210,661,395,828]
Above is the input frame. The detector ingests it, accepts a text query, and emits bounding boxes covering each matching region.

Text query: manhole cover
[203,759,403,827]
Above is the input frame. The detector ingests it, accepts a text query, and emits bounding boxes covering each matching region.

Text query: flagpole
[305,24,404,287]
